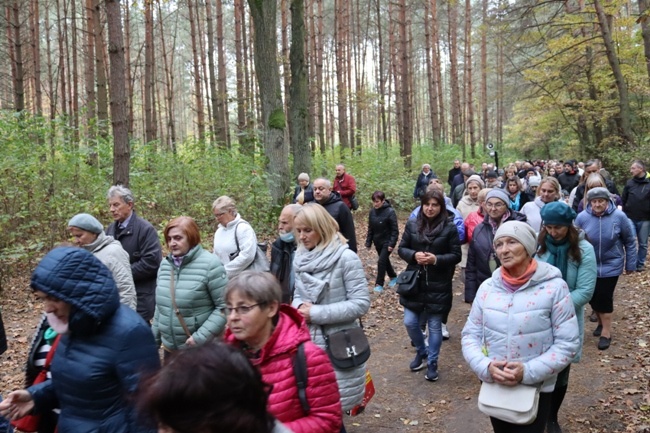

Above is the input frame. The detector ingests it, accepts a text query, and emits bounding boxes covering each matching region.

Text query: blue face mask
[280,232,295,243]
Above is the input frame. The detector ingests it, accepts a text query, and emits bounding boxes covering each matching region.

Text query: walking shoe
[424,362,439,381]
[589,311,597,322]
[409,353,427,371]
[373,285,384,293]
[598,336,611,350]
[388,277,398,288]
[593,324,602,337]
[546,420,563,433]
[441,323,450,340]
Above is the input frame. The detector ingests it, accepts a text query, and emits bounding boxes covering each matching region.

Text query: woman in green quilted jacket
[153,216,228,361]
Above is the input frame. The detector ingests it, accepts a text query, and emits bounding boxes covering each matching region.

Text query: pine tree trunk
[105,0,130,186]
[144,0,156,144]
[424,0,440,145]
[398,0,412,167]
[124,2,134,136]
[187,0,205,142]
[289,0,310,176]
[640,0,650,83]
[334,0,349,152]
[30,0,42,115]
[93,0,109,138]
[465,0,476,157]
[233,0,248,151]
[316,0,326,153]
[156,0,176,150]
[375,0,387,146]
[9,2,25,111]
[56,0,67,117]
[215,0,230,147]
[480,0,488,147]
[448,0,462,148]
[84,0,96,139]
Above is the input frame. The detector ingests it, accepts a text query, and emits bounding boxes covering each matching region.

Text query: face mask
[46,312,70,335]
[280,232,295,243]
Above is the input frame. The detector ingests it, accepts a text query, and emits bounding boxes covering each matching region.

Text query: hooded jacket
[28,247,159,433]
[319,192,357,252]
[462,262,580,393]
[225,306,342,433]
[465,211,528,303]
[365,199,399,249]
[575,200,637,277]
[82,232,137,310]
[291,237,370,411]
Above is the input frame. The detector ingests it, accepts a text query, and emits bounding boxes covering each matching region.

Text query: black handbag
[323,325,370,370]
[395,269,419,296]
[350,194,359,211]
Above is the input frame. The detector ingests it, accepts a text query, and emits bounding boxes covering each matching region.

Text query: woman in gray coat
[291,203,370,418]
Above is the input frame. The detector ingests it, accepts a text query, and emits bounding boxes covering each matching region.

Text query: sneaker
[373,285,384,293]
[441,323,450,340]
[409,353,427,371]
[388,277,398,288]
[597,336,611,350]
[589,311,597,322]
[593,324,602,337]
[425,362,439,381]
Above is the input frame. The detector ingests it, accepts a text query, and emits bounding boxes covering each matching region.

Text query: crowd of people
[0,157,647,433]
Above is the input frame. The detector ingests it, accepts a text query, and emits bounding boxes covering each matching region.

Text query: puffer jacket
[225,306,342,433]
[622,174,650,221]
[520,196,547,234]
[410,207,466,243]
[213,214,261,277]
[365,200,399,249]
[464,209,484,244]
[28,247,159,433]
[106,211,162,322]
[575,200,637,277]
[465,211,528,302]
[82,232,137,310]
[320,192,358,252]
[153,245,227,350]
[398,217,461,314]
[291,237,370,411]
[537,233,596,362]
[461,262,580,393]
[414,171,436,198]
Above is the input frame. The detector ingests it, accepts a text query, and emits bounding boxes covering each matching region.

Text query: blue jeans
[633,220,650,269]
[404,307,442,364]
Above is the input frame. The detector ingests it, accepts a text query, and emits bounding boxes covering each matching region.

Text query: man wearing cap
[557,160,580,193]
[106,185,162,322]
[622,160,650,272]
[464,189,527,303]
[68,213,137,310]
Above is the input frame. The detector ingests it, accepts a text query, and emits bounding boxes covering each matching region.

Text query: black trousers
[489,392,552,433]
[374,244,396,286]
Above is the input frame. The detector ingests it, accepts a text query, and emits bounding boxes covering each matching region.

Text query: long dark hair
[537,225,582,262]
[138,341,274,433]
[417,190,447,236]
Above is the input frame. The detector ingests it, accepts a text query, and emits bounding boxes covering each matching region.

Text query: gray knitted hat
[494,221,538,257]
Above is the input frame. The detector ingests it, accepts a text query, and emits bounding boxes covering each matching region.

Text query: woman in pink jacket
[224,271,342,433]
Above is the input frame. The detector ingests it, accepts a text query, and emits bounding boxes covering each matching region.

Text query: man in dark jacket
[106,186,162,322]
[447,160,461,187]
[270,204,301,303]
[450,162,470,193]
[313,178,357,252]
[571,159,618,211]
[622,160,650,272]
[557,160,580,193]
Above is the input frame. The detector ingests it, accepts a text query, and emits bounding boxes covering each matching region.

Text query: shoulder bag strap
[292,342,310,414]
[43,334,61,369]
[233,221,242,253]
[170,267,192,338]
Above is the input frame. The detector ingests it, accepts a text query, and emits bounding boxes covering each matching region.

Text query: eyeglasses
[485,202,507,209]
[224,303,266,316]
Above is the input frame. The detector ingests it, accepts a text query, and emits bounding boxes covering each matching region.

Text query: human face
[482,163,488,171]
[335,165,345,177]
[486,199,508,221]
[494,236,530,275]
[68,227,98,246]
[213,207,235,226]
[590,198,609,216]
[295,219,321,250]
[467,183,481,200]
[544,224,569,241]
[108,196,134,223]
[538,182,558,203]
[298,179,309,188]
[422,199,441,219]
[453,160,460,169]
[564,164,573,174]
[549,168,556,176]
[226,291,277,350]
[277,208,295,235]
[631,163,644,178]
[312,180,331,203]
[166,227,191,257]
[584,164,599,176]
[373,198,385,209]
[507,181,519,194]
[422,165,430,174]
[34,290,71,324]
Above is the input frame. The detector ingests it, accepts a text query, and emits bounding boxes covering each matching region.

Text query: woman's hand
[488,361,524,386]
[185,336,196,347]
[298,302,313,323]
[415,252,437,265]
[0,390,34,420]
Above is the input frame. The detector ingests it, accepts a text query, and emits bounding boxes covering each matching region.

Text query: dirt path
[2,240,648,432]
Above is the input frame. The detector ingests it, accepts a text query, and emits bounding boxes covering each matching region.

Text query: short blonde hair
[212,196,236,214]
[293,203,346,250]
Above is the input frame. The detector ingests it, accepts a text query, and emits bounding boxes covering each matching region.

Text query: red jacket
[225,305,342,433]
[464,209,484,244]
[333,173,357,209]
